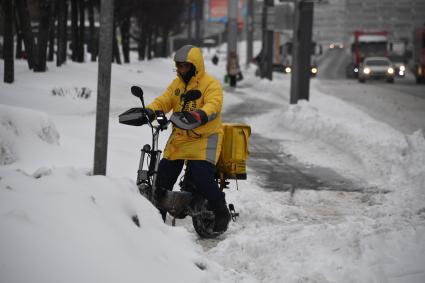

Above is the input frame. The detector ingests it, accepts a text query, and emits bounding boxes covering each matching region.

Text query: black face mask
[181,65,196,84]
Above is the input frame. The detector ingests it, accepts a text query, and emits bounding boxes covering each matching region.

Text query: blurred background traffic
[1,0,424,86]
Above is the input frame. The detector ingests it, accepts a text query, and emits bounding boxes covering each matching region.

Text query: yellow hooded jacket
[147,45,223,164]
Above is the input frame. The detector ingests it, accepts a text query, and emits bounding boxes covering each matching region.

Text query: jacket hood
[174,45,205,81]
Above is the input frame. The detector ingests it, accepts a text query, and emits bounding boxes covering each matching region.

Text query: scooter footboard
[159,191,193,217]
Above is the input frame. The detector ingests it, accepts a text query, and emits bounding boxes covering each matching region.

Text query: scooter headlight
[311,67,318,74]
[285,67,291,73]
[399,65,405,71]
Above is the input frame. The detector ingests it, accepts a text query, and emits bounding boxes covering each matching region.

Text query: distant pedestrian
[226,51,241,87]
[212,54,219,65]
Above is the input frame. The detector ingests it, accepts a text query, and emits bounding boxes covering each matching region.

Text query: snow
[358,35,387,43]
[1,43,425,283]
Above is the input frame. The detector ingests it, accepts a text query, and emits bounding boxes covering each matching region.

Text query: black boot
[154,187,167,222]
[210,198,231,232]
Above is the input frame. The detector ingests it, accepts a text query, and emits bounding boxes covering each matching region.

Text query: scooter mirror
[131,86,144,98]
[183,90,201,102]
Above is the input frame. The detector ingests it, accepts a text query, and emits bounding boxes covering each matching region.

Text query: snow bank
[0,104,60,165]
[247,80,425,213]
[279,99,425,208]
[0,166,221,283]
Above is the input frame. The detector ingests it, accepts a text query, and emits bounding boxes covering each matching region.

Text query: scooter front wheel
[191,197,224,239]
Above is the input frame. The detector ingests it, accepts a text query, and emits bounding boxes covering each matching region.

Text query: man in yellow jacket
[145,45,230,232]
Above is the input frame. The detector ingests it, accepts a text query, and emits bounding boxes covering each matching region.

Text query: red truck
[412,27,425,84]
[346,30,388,78]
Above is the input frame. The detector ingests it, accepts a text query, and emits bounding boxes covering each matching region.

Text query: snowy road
[317,48,425,135]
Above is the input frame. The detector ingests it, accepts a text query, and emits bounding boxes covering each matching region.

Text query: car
[280,65,318,77]
[388,54,407,78]
[329,42,344,49]
[358,57,395,83]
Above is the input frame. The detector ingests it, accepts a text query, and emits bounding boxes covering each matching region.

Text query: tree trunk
[33,0,51,72]
[120,18,130,63]
[57,0,68,66]
[147,27,152,60]
[152,26,158,58]
[88,0,97,61]
[138,18,146,61]
[15,0,36,69]
[137,38,146,61]
[15,33,23,59]
[77,0,85,62]
[47,2,56,61]
[187,0,192,42]
[71,0,78,61]
[14,6,24,59]
[160,28,169,58]
[4,0,15,83]
[112,21,122,64]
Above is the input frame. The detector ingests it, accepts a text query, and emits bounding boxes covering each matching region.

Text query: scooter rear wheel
[191,198,224,239]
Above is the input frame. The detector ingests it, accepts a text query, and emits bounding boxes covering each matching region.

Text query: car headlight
[285,67,291,73]
[387,67,394,74]
[311,67,318,74]
[363,68,370,74]
[399,65,405,71]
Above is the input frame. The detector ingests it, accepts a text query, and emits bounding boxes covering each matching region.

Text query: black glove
[133,108,154,125]
[170,110,207,130]
[143,108,155,122]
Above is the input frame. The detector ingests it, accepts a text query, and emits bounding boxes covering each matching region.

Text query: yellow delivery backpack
[216,123,251,180]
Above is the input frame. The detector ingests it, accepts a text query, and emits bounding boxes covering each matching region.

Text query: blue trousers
[156,159,223,203]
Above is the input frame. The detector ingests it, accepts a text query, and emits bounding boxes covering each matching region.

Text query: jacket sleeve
[146,81,176,113]
[199,78,223,123]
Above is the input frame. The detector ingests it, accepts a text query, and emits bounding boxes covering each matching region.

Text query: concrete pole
[260,0,274,80]
[290,0,314,104]
[264,0,274,80]
[298,1,314,100]
[246,0,254,67]
[260,0,267,77]
[227,0,238,55]
[290,0,301,104]
[93,0,114,175]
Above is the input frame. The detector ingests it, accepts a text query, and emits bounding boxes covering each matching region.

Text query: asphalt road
[316,48,425,135]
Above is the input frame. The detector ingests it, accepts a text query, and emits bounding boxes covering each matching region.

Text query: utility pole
[227,0,238,55]
[290,0,314,104]
[246,0,254,67]
[93,0,114,175]
[260,0,274,80]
